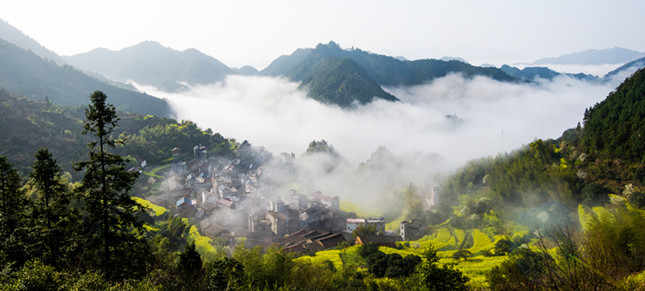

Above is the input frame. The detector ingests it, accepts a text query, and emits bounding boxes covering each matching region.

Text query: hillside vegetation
[409,68,645,289]
[0,88,232,176]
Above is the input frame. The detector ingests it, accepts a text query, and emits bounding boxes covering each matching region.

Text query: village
[144,142,426,254]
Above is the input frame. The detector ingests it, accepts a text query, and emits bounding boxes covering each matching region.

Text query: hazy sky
[1,0,644,69]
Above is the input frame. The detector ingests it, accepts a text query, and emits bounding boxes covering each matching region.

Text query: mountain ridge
[0,38,172,117]
[0,19,66,65]
[532,47,645,65]
[65,41,234,92]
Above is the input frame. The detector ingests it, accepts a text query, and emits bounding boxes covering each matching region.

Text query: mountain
[263,41,515,86]
[0,19,66,65]
[602,56,645,82]
[65,41,234,92]
[532,47,645,65]
[234,65,260,75]
[500,64,598,82]
[261,41,515,107]
[301,57,398,106]
[0,38,171,116]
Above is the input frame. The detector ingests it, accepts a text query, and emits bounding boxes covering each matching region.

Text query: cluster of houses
[148,143,427,252]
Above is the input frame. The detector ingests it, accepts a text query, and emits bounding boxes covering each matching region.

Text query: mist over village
[1,1,645,290]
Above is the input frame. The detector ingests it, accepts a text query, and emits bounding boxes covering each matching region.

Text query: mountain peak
[66,40,232,92]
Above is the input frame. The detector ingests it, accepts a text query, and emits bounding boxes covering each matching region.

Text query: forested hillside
[423,68,645,289]
[300,57,398,106]
[263,41,516,86]
[261,41,516,108]
[0,88,232,176]
[582,67,645,162]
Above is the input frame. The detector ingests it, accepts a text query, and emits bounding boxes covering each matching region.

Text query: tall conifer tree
[29,148,73,267]
[75,91,148,279]
[0,156,28,265]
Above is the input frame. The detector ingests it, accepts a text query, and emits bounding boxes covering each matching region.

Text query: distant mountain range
[603,56,645,81]
[2,18,645,110]
[500,65,598,82]
[532,47,645,65]
[65,41,237,92]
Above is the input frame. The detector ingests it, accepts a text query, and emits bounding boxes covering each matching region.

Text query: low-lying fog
[135,72,630,211]
[140,74,618,167]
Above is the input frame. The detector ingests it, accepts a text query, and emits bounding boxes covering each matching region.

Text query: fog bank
[139,74,614,172]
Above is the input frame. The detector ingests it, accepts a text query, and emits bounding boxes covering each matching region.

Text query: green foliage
[452,249,472,261]
[0,156,29,266]
[0,259,63,291]
[27,148,77,267]
[407,247,469,290]
[581,181,611,206]
[234,243,296,289]
[358,242,381,258]
[628,191,645,208]
[177,241,202,290]
[489,203,645,290]
[305,139,337,155]
[353,223,377,238]
[202,257,246,290]
[487,247,554,290]
[582,67,645,162]
[494,238,513,256]
[123,120,232,164]
[0,88,232,178]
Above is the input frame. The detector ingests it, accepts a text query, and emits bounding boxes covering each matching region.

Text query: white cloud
[141,74,614,170]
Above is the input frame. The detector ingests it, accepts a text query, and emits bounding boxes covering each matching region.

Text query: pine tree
[74,91,149,279]
[0,156,28,265]
[28,148,74,267]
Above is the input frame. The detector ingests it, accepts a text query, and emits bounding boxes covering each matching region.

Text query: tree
[202,257,246,290]
[0,156,29,265]
[353,223,377,238]
[178,241,203,290]
[74,91,149,279]
[407,247,469,290]
[0,156,26,223]
[452,249,472,261]
[28,148,74,267]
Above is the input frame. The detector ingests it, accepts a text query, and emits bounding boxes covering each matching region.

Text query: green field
[298,226,511,288]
